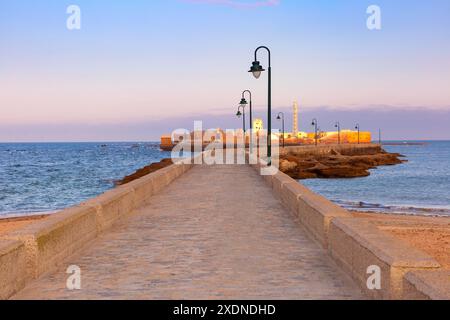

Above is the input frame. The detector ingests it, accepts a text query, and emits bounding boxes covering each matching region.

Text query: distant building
[160,135,172,149]
[253,119,264,132]
[293,100,299,136]
[316,130,372,144]
[161,105,372,150]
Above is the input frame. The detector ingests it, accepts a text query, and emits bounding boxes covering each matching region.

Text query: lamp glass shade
[239,98,248,106]
[236,111,242,118]
[249,61,265,79]
[252,71,262,79]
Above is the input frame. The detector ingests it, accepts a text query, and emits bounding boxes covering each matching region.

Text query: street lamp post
[276,112,285,148]
[236,106,246,133]
[311,118,318,146]
[355,124,360,144]
[239,90,253,147]
[335,122,341,145]
[249,46,271,163]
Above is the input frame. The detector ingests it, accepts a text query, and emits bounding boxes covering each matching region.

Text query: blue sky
[0,0,449,141]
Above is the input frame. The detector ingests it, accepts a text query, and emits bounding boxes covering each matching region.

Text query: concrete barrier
[279,182,303,215]
[253,165,351,247]
[127,173,157,208]
[329,217,441,299]
[272,172,296,200]
[0,240,28,299]
[82,187,135,232]
[2,205,98,279]
[0,158,197,299]
[158,165,184,185]
[127,162,192,208]
[295,187,351,247]
[249,156,446,300]
[402,270,450,300]
[83,162,192,232]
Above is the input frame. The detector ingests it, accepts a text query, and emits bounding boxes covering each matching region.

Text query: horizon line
[1,139,450,144]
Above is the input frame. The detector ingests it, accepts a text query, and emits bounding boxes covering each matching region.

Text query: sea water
[0,142,170,217]
[302,141,450,216]
[1,141,449,217]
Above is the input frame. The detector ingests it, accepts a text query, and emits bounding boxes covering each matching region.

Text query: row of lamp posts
[312,119,361,145]
[235,46,272,163]
[235,46,363,165]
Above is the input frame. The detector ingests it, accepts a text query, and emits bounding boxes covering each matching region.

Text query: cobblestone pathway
[13,165,363,300]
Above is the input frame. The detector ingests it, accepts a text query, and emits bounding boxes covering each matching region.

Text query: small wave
[0,210,58,220]
[101,178,117,184]
[334,200,386,210]
[333,200,450,217]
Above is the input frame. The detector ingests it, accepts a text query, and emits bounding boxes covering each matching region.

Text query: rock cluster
[280,149,406,179]
[115,158,173,185]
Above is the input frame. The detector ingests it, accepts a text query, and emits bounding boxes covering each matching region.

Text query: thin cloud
[182,0,280,9]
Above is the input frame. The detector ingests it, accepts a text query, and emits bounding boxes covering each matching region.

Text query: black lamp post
[355,124,360,144]
[249,46,271,163]
[335,121,341,145]
[236,105,246,133]
[239,90,253,147]
[311,118,318,146]
[276,112,285,148]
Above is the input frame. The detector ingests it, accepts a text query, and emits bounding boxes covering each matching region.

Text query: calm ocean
[0,141,449,217]
[0,142,171,217]
[302,141,450,216]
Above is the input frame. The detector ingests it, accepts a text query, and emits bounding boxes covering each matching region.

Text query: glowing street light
[355,123,360,144]
[311,118,318,146]
[335,122,341,145]
[249,46,272,163]
[239,90,253,148]
[277,112,285,148]
[236,105,246,133]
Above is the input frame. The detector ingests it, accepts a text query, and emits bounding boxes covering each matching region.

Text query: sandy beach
[0,215,48,234]
[352,211,450,269]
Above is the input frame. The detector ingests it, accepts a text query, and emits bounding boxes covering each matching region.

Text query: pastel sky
[1,0,449,141]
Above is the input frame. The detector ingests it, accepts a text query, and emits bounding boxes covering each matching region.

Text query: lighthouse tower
[293,100,299,136]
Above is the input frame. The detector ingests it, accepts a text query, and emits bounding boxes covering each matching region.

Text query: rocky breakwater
[115,158,173,185]
[280,145,406,179]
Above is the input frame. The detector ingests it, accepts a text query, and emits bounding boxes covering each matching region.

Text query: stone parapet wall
[329,218,440,299]
[250,156,447,300]
[0,240,28,300]
[402,270,450,300]
[0,156,199,300]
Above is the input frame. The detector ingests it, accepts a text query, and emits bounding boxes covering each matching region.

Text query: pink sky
[1,1,449,140]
